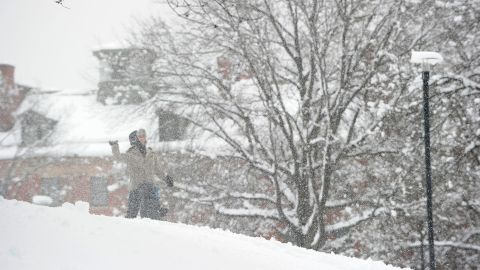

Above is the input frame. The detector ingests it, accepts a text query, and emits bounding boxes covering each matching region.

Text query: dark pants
[126,182,164,219]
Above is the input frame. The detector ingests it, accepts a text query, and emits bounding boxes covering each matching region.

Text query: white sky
[0,0,175,91]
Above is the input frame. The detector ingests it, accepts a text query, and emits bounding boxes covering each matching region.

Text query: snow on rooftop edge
[2,91,158,147]
[0,197,409,270]
[91,42,128,51]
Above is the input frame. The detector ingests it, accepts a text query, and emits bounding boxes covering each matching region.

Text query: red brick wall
[0,64,29,131]
[0,153,283,242]
[1,156,128,216]
[0,64,15,88]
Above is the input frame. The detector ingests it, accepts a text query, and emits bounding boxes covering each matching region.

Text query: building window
[21,110,57,145]
[90,176,108,207]
[40,177,63,206]
[98,60,113,82]
[157,110,189,141]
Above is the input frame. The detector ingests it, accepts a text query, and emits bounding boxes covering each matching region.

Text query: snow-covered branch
[214,203,281,220]
[408,241,480,252]
[325,207,388,234]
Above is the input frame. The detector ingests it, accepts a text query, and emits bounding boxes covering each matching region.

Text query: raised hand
[165,175,174,187]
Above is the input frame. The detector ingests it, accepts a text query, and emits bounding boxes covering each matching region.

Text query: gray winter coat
[111,144,167,191]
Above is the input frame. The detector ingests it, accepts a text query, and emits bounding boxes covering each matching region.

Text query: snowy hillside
[0,198,407,270]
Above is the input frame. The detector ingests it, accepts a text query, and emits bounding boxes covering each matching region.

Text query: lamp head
[410,51,443,71]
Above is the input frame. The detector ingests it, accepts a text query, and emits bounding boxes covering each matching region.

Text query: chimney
[0,64,15,89]
[0,64,16,132]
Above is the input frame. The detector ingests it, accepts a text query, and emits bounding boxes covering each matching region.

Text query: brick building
[0,58,187,217]
[0,57,277,239]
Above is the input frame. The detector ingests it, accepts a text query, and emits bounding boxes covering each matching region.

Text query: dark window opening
[40,177,64,206]
[157,111,189,142]
[90,176,108,207]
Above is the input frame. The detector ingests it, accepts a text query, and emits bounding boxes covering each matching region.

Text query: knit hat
[129,130,138,145]
[128,129,146,157]
[137,128,146,138]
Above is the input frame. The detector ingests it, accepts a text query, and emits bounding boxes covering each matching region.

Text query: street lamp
[410,50,443,270]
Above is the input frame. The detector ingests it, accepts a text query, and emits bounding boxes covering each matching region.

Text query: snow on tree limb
[408,241,480,252]
[214,203,282,220]
[325,207,388,234]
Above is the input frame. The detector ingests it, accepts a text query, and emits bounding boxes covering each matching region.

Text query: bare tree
[135,0,430,250]
[132,0,479,267]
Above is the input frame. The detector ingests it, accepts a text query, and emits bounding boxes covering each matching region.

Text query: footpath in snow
[0,197,408,270]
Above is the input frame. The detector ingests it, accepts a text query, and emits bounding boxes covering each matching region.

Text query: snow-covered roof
[14,90,159,144]
[91,42,128,52]
[0,89,226,159]
[0,75,305,160]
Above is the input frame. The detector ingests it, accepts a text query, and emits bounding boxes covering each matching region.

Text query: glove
[108,140,118,146]
[165,175,174,187]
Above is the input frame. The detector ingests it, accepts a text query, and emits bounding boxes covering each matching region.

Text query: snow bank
[0,197,409,270]
[31,195,53,206]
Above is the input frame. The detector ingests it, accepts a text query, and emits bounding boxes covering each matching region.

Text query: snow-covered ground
[0,197,408,270]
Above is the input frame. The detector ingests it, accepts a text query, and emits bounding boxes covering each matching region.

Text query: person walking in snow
[109,128,173,220]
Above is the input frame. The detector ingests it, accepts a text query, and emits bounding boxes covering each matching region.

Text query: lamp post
[410,50,443,270]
